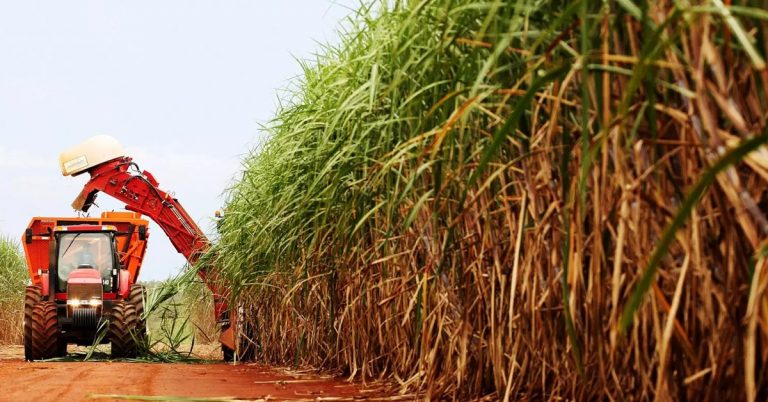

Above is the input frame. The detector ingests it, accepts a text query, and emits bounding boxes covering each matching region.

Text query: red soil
[0,346,397,401]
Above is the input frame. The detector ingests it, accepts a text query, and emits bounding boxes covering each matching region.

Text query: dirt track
[0,346,397,402]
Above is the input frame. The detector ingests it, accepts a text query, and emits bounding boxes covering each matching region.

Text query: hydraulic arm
[64,146,236,353]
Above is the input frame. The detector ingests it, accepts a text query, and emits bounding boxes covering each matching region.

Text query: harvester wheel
[127,284,146,334]
[223,344,256,361]
[29,301,59,360]
[222,346,234,361]
[222,321,256,362]
[23,286,41,361]
[109,301,139,358]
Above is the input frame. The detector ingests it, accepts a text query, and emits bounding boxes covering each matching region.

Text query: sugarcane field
[1,0,768,401]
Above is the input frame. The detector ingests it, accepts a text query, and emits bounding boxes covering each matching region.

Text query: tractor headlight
[67,299,102,307]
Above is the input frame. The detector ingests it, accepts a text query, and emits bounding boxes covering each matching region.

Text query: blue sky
[0,1,357,280]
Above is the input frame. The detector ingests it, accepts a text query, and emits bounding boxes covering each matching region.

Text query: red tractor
[23,212,150,360]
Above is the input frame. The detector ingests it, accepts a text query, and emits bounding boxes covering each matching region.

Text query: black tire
[222,343,234,362]
[127,285,148,351]
[23,286,41,361]
[109,301,138,358]
[57,339,67,356]
[30,301,59,360]
[127,284,146,332]
[222,321,256,362]
[239,320,256,361]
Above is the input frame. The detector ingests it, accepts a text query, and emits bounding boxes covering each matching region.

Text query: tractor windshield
[57,232,114,291]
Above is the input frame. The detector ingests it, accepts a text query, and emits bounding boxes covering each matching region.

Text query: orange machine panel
[23,211,150,287]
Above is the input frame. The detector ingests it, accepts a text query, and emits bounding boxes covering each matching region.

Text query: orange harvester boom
[70,156,234,349]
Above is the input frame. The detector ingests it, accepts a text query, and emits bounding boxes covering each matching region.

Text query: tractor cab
[52,226,120,317]
[50,225,121,334]
[54,227,117,292]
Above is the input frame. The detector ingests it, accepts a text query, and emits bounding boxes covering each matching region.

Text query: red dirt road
[0,346,400,402]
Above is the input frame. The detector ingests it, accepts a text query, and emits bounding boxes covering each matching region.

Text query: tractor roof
[54,224,118,233]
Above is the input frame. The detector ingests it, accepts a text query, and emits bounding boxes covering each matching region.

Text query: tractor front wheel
[29,301,59,361]
[109,301,139,358]
[127,284,146,336]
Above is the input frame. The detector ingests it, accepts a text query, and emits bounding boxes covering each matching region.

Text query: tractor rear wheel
[23,286,41,361]
[109,301,139,358]
[29,301,59,360]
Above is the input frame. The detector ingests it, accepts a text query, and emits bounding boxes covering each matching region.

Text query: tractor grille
[72,307,99,329]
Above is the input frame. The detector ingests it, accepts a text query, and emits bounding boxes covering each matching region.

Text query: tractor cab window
[57,232,114,291]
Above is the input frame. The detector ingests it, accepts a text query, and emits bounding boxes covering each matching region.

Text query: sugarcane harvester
[54,135,241,360]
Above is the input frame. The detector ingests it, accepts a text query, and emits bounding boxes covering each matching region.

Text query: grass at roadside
[215,0,768,400]
[0,236,26,345]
